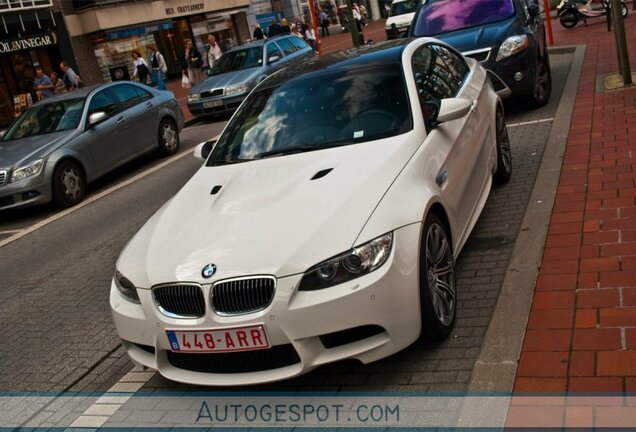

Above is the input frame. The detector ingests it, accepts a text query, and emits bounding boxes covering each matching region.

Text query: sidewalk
[164,19,388,123]
[514,16,636,394]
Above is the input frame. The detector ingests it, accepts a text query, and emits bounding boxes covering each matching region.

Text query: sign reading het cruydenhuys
[0,32,57,54]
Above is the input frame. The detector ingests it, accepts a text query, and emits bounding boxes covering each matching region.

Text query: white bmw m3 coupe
[111,38,512,386]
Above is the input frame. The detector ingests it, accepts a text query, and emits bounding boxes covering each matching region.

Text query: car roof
[261,39,412,88]
[32,81,153,105]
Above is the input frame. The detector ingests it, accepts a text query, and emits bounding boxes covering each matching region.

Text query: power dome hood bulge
[117,133,420,288]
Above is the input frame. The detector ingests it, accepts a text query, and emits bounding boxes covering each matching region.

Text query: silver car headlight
[496,35,528,61]
[187,93,200,102]
[10,159,43,183]
[298,232,393,291]
[114,270,140,304]
[225,83,250,96]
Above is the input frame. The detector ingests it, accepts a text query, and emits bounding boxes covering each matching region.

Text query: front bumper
[111,224,423,386]
[0,171,51,210]
[483,46,536,99]
[187,94,246,117]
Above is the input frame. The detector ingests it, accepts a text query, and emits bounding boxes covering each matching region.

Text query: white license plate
[166,325,269,353]
[203,100,223,108]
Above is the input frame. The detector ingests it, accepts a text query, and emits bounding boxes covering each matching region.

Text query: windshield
[3,98,85,140]
[391,0,419,16]
[207,65,412,165]
[412,0,515,36]
[210,47,263,75]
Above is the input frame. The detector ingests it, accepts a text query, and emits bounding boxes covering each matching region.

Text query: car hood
[431,17,517,53]
[118,133,419,287]
[191,68,262,94]
[0,130,75,169]
[386,12,415,29]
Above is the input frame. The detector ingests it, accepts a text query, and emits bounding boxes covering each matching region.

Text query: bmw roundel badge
[202,263,217,278]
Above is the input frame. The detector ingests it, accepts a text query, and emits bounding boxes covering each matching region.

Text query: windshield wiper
[255,142,351,160]
[207,158,249,166]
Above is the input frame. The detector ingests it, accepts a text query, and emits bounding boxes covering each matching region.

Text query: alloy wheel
[162,123,178,151]
[61,166,82,200]
[425,222,456,326]
[497,111,512,176]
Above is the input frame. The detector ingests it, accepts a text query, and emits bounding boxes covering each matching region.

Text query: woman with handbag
[131,50,150,84]
[184,39,203,86]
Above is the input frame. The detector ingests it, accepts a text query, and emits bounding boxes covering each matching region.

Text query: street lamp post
[611,0,632,85]
[346,0,362,48]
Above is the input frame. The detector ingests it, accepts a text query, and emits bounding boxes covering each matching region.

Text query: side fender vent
[210,185,222,195]
[310,168,333,180]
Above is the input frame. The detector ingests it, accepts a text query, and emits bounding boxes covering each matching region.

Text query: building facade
[0,0,75,127]
[62,0,251,85]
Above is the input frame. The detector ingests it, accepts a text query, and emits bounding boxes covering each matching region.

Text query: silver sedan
[0,82,184,210]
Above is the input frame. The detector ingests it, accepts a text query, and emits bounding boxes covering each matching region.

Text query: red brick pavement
[514,15,636,394]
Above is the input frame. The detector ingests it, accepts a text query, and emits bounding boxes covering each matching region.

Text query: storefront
[83,6,250,84]
[0,8,73,128]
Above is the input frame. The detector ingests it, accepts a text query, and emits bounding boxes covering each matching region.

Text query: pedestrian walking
[268,18,281,37]
[279,18,292,34]
[291,23,303,38]
[131,50,150,84]
[304,24,317,52]
[59,61,81,91]
[147,44,167,90]
[253,23,265,40]
[33,67,54,100]
[50,71,67,94]
[207,34,223,69]
[184,38,203,86]
[319,10,330,37]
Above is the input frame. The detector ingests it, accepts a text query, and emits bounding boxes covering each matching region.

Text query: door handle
[145,101,153,109]
[116,117,126,125]
[436,169,448,187]
[470,99,478,113]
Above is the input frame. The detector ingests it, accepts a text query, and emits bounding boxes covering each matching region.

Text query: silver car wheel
[497,111,512,175]
[61,166,82,200]
[162,122,177,151]
[425,222,456,326]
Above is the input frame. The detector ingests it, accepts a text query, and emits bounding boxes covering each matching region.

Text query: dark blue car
[409,0,551,108]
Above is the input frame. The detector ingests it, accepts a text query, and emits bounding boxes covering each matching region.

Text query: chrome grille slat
[211,276,276,315]
[153,284,205,318]
[0,170,6,186]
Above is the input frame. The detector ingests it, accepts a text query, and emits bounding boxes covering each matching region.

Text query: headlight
[225,83,250,96]
[10,159,43,183]
[496,35,528,61]
[187,93,200,102]
[298,232,393,291]
[114,270,140,304]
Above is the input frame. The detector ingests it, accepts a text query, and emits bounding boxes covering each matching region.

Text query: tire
[494,108,512,184]
[525,49,552,109]
[419,213,456,341]
[52,160,85,208]
[158,118,179,156]
[559,11,578,28]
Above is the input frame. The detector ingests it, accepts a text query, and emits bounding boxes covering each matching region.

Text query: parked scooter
[556,0,628,28]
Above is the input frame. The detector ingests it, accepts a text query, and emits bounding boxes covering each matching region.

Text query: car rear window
[412,0,515,36]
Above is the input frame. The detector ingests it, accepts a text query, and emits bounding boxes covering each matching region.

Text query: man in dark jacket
[268,18,281,37]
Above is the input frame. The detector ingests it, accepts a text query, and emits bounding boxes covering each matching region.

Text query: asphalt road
[0,51,572,395]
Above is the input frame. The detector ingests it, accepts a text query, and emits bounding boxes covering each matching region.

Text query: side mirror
[88,111,107,127]
[436,98,472,123]
[193,137,218,161]
[268,55,281,64]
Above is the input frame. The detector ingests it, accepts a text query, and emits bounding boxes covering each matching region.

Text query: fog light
[514,72,524,82]
[22,190,41,200]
